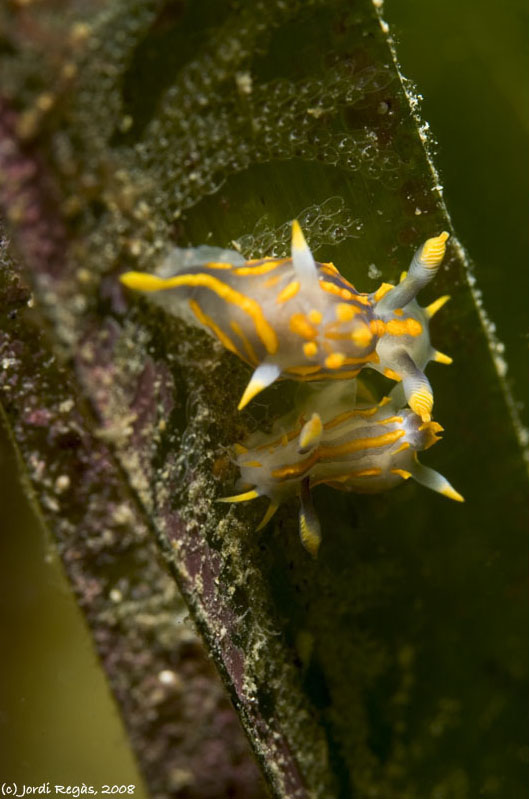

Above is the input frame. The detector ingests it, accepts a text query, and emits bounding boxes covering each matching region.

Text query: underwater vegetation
[0,1,527,798]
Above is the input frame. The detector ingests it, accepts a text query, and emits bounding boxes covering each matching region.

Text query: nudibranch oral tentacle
[120,222,451,418]
[219,382,463,555]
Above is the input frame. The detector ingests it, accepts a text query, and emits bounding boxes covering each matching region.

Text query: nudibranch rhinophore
[219,382,464,557]
[120,222,452,422]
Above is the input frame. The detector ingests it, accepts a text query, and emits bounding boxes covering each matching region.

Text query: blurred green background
[0,0,526,792]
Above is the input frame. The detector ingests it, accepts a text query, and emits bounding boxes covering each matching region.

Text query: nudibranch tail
[409,456,464,502]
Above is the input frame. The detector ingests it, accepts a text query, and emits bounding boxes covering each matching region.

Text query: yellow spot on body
[303,341,318,358]
[373,282,394,302]
[370,319,386,337]
[385,318,423,337]
[425,295,451,319]
[264,275,281,288]
[335,303,357,322]
[420,231,449,268]
[351,324,373,346]
[121,271,278,354]
[189,300,240,357]
[308,309,322,324]
[289,313,318,339]
[276,280,300,304]
[383,368,401,381]
[230,320,259,365]
[241,460,262,468]
[390,469,412,480]
[399,271,407,283]
[355,294,372,306]
[233,443,248,455]
[325,352,346,369]
[393,308,404,316]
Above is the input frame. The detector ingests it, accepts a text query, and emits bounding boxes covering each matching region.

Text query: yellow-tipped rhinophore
[408,387,433,423]
[425,294,451,319]
[419,231,449,269]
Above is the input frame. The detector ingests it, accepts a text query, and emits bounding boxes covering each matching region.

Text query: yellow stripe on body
[233,258,288,276]
[204,261,233,269]
[390,468,412,479]
[189,300,242,358]
[293,368,362,382]
[123,271,278,354]
[376,415,403,426]
[230,320,259,365]
[271,429,404,481]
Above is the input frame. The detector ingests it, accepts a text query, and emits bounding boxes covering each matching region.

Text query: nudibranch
[120,222,451,422]
[219,382,464,556]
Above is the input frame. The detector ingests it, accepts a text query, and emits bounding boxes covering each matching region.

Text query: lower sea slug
[120,221,452,422]
[219,382,463,557]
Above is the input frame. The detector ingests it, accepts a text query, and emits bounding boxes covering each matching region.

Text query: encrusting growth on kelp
[120,221,462,555]
[120,221,451,422]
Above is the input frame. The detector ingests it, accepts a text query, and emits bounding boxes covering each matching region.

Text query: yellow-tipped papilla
[298,412,323,453]
[425,294,451,319]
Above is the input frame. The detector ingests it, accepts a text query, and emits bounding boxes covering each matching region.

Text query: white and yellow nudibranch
[120,222,452,421]
[219,382,463,557]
